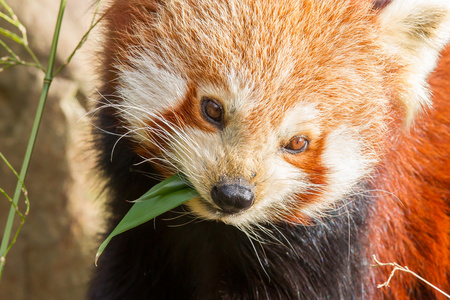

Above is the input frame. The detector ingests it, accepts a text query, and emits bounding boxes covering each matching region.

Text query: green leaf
[95,175,198,264]
[131,173,190,202]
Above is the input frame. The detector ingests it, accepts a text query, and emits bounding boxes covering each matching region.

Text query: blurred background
[0,0,103,299]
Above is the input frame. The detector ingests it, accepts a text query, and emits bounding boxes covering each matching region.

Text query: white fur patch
[278,102,322,141]
[197,71,256,117]
[318,127,375,210]
[115,50,188,125]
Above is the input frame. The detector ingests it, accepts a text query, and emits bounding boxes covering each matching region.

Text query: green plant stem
[53,0,103,76]
[0,39,19,59]
[23,43,43,71]
[0,0,15,18]
[0,0,66,280]
[0,153,30,277]
[53,17,102,76]
[0,27,22,44]
[0,0,43,70]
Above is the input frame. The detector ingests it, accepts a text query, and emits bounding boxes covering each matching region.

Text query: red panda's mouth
[195,195,252,218]
[196,198,220,214]
[196,197,240,216]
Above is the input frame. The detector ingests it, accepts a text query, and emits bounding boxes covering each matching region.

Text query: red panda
[89,0,450,299]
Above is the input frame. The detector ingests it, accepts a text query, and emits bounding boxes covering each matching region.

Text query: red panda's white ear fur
[377,0,450,124]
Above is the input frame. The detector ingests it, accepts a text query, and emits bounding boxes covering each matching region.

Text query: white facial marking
[319,127,375,207]
[115,50,188,124]
[278,102,321,141]
[197,71,256,117]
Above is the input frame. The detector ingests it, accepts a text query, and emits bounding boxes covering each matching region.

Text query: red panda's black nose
[211,179,255,214]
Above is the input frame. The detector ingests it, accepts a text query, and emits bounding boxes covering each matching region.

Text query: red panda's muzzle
[210,177,255,214]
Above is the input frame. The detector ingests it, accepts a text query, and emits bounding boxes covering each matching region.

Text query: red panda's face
[105,0,423,228]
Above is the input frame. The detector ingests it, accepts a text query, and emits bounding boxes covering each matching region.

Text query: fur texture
[89,0,450,299]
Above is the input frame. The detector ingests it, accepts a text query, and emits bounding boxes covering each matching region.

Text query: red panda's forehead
[126,0,385,114]
[112,0,389,141]
[126,0,380,90]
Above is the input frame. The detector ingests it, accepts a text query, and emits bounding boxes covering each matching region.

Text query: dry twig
[372,255,450,298]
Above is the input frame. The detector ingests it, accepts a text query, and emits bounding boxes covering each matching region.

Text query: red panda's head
[100,0,450,229]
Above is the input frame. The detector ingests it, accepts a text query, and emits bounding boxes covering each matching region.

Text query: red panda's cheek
[318,127,378,204]
[281,136,328,187]
[282,151,328,188]
[162,84,220,133]
[123,82,221,163]
[277,126,379,220]
[113,50,221,145]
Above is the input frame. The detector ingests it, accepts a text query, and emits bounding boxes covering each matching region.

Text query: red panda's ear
[105,0,164,33]
[376,0,450,125]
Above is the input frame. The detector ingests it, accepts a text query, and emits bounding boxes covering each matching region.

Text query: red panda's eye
[284,136,309,154]
[201,97,224,127]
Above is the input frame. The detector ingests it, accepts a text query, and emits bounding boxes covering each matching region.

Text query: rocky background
[0,1,102,299]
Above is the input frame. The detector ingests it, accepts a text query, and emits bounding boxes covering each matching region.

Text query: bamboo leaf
[131,173,190,202]
[95,176,198,264]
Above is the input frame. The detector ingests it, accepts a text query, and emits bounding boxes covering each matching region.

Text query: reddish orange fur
[368,45,450,299]
[107,0,388,198]
[284,137,329,219]
[97,0,450,298]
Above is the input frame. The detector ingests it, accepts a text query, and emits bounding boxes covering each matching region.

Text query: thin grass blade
[0,27,23,44]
